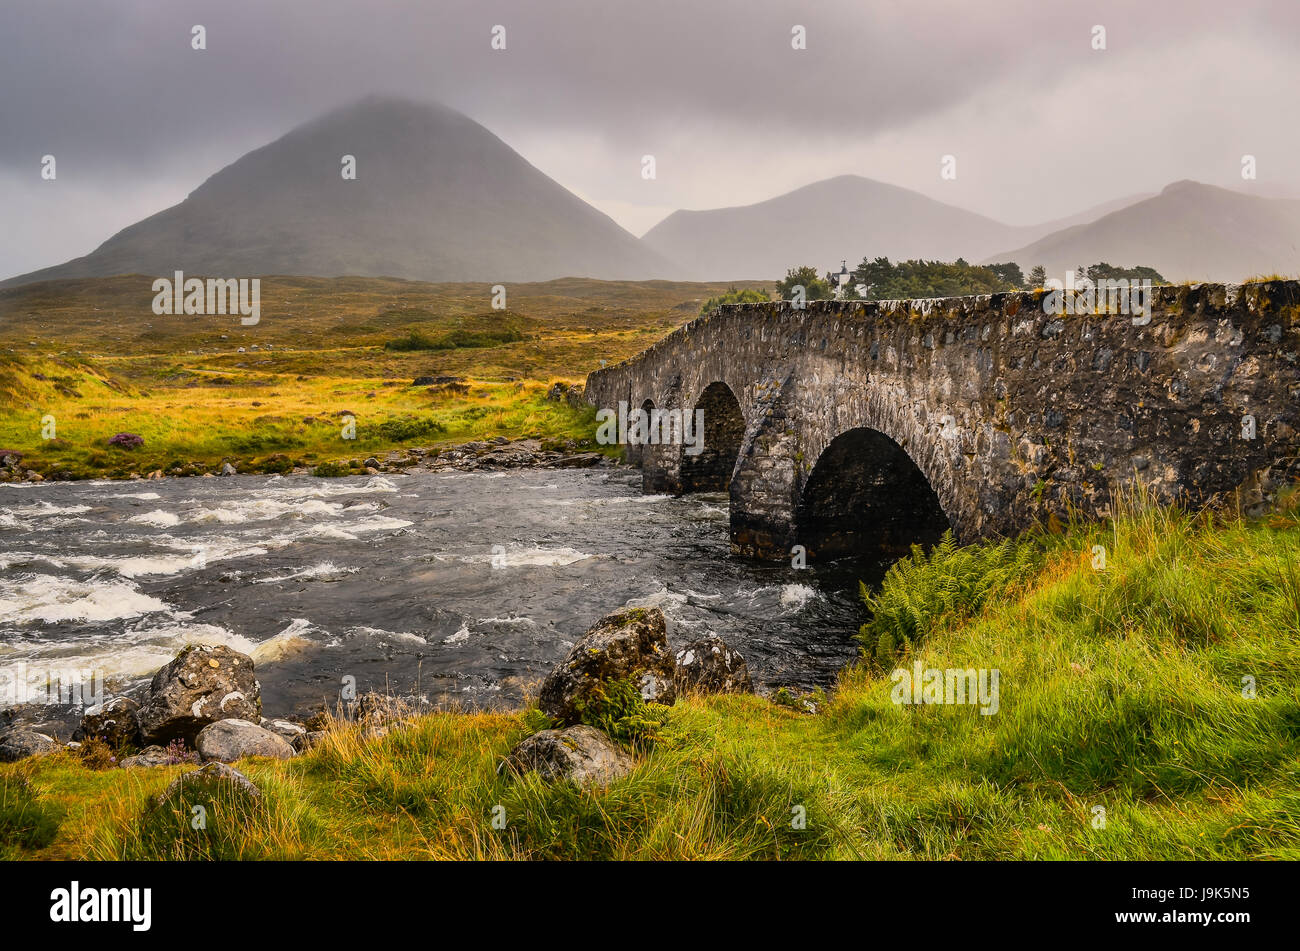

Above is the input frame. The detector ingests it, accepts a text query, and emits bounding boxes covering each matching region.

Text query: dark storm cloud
[2,0,1299,277]
[0,0,1276,164]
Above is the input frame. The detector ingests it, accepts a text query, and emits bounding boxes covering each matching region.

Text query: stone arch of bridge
[623,396,656,467]
[794,425,952,564]
[638,377,684,494]
[782,378,967,563]
[680,380,746,494]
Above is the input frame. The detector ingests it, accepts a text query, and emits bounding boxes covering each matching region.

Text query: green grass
[5,494,1299,860]
[384,324,527,351]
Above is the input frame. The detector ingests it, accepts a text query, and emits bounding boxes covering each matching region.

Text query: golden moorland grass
[0,275,770,478]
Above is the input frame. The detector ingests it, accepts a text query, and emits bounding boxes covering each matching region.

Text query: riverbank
[0,433,618,484]
[0,275,764,483]
[0,366,614,484]
[5,497,1298,860]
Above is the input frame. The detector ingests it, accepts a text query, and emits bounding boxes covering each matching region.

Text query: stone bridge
[584,281,1300,563]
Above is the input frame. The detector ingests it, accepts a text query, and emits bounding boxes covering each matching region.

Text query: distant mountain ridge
[984,181,1300,282]
[644,175,1300,283]
[5,96,1298,289]
[640,175,1045,281]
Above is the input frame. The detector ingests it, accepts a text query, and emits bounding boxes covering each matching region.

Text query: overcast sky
[2,0,1298,280]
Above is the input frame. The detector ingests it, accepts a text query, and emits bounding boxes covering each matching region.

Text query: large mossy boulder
[136,644,261,745]
[538,607,676,725]
[502,724,633,787]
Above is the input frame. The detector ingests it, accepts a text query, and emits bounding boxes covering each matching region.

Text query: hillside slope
[986,181,1300,282]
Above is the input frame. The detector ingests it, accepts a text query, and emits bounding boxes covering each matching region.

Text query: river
[0,468,869,722]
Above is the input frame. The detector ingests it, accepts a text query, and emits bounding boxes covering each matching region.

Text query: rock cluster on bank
[0,643,291,768]
[0,434,613,483]
[0,449,43,483]
[0,607,756,791]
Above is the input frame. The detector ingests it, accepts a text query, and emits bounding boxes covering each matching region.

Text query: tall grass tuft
[96,768,319,861]
[0,769,62,856]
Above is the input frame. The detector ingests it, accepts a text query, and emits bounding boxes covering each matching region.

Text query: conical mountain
[5,97,669,286]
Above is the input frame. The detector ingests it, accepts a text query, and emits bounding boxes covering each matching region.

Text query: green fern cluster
[858,531,1043,664]
[519,707,556,735]
[573,675,673,750]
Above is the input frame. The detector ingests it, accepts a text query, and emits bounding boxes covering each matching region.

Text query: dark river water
[0,468,868,722]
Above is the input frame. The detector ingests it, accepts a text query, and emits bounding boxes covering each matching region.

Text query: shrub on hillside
[252,453,294,474]
[107,432,144,450]
[376,416,446,442]
[384,326,525,351]
[698,287,770,316]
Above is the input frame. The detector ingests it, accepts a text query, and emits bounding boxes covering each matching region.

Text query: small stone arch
[638,394,684,495]
[624,397,656,467]
[680,381,746,493]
